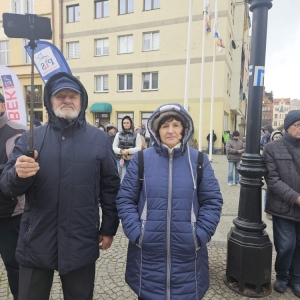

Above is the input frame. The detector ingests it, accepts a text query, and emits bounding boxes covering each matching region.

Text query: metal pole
[198,0,207,151]
[183,0,193,111]
[224,0,273,297]
[27,15,37,158]
[208,0,217,162]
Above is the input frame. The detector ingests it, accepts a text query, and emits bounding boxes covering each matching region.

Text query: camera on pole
[2,13,52,157]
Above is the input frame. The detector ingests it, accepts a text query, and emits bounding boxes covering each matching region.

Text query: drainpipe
[59,0,63,52]
[51,0,55,45]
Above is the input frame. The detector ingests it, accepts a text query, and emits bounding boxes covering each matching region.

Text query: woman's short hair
[157,115,184,130]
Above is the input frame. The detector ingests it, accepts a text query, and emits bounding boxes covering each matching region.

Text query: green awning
[90,103,112,113]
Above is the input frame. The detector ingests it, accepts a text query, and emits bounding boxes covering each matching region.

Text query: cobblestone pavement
[0,155,296,299]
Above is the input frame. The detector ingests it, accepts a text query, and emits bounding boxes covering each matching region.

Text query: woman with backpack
[116,103,223,300]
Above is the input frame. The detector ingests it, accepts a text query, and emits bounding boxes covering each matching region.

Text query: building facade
[0,0,251,151]
[261,91,273,127]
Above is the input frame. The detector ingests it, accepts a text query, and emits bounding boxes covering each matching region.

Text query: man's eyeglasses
[292,123,300,128]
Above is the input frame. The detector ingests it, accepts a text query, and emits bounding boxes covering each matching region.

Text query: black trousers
[19,262,95,300]
[0,214,22,300]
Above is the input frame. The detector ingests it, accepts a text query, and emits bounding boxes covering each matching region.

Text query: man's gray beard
[54,105,80,120]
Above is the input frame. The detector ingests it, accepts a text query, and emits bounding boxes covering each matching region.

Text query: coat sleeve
[99,134,120,236]
[263,143,299,205]
[196,154,223,246]
[115,153,141,244]
[112,132,121,155]
[0,131,35,197]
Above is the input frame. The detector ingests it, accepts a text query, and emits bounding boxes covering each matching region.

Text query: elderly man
[263,110,300,298]
[0,94,27,299]
[0,72,120,300]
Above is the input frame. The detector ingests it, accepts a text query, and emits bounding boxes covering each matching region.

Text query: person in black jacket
[113,116,141,181]
[0,73,120,300]
[263,110,300,298]
[0,94,27,300]
[206,130,217,154]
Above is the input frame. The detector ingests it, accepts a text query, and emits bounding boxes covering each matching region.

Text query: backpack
[138,150,204,189]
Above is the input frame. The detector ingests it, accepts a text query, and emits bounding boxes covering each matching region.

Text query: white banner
[0,65,27,126]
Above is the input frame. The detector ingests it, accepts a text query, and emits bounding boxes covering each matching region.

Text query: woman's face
[273,134,282,141]
[159,119,183,148]
[123,119,131,130]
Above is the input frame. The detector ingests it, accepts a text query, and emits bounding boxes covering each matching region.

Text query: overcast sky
[259,0,300,100]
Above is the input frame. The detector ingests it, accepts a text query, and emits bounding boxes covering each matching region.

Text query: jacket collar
[283,132,300,145]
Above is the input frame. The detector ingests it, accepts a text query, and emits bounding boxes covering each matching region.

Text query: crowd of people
[0,71,299,299]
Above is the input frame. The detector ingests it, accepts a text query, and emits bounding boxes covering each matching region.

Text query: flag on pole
[25,41,72,83]
[205,0,212,35]
[0,66,27,126]
[214,0,225,51]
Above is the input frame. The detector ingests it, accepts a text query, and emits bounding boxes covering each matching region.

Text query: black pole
[27,15,37,158]
[224,0,273,297]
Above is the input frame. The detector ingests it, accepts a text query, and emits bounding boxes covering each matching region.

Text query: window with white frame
[67,42,80,59]
[0,41,10,65]
[26,0,33,13]
[118,35,133,54]
[95,75,108,92]
[119,0,134,15]
[117,112,133,131]
[95,38,109,56]
[118,74,132,91]
[144,0,160,10]
[95,0,109,18]
[23,39,30,64]
[143,31,159,51]
[67,5,80,23]
[142,72,158,90]
[13,0,21,13]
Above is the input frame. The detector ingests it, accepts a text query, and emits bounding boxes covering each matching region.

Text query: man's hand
[15,150,39,178]
[296,196,300,207]
[99,235,113,250]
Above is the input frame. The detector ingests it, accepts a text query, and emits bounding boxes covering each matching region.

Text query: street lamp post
[224,0,273,297]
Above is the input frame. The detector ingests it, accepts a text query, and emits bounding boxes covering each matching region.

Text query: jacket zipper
[166,152,173,300]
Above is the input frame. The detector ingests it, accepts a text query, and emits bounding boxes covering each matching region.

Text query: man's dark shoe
[274,280,287,293]
[289,284,300,298]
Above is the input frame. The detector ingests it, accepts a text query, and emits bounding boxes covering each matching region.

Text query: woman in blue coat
[116,104,223,300]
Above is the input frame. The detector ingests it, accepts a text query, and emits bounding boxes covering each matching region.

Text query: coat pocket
[192,222,200,251]
[136,219,146,248]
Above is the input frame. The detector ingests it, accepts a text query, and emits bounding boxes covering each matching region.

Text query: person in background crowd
[106,123,118,144]
[206,130,217,154]
[141,124,151,148]
[271,130,283,141]
[222,130,230,155]
[113,116,141,181]
[141,124,146,137]
[260,124,274,150]
[264,129,283,220]
[0,73,120,300]
[116,103,223,300]
[263,110,300,298]
[0,93,27,300]
[98,124,106,131]
[33,118,42,127]
[226,130,244,186]
[135,127,147,150]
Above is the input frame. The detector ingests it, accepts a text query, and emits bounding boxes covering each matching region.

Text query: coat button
[62,136,65,140]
